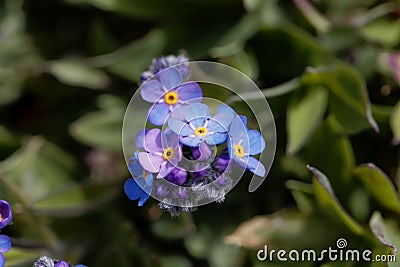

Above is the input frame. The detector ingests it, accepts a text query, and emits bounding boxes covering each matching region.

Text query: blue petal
[181,136,202,147]
[168,118,192,136]
[207,115,230,133]
[248,130,265,155]
[0,235,11,253]
[124,178,142,201]
[246,157,266,177]
[229,115,247,141]
[217,104,236,120]
[148,102,170,126]
[206,132,227,145]
[190,117,206,128]
[138,194,150,207]
[143,128,163,153]
[140,80,165,103]
[128,157,144,177]
[0,253,4,267]
[75,265,88,267]
[134,129,148,150]
[158,67,182,90]
[238,115,248,129]
[176,82,202,102]
[185,103,211,122]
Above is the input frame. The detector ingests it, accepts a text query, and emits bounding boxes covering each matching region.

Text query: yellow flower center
[0,213,2,222]
[194,127,208,137]
[163,147,175,160]
[142,170,148,181]
[234,144,245,158]
[164,91,179,105]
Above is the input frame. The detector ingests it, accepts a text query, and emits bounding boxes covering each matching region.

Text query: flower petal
[138,152,163,172]
[0,235,11,253]
[176,82,202,102]
[124,178,150,206]
[140,80,165,103]
[147,102,170,126]
[158,67,182,90]
[229,115,247,141]
[128,157,144,177]
[181,136,202,147]
[138,194,151,207]
[206,132,227,145]
[134,129,148,150]
[217,104,236,120]
[246,156,266,177]
[168,118,192,136]
[185,103,211,122]
[248,130,265,155]
[143,128,163,153]
[162,128,180,148]
[197,142,212,161]
[157,162,175,178]
[0,253,4,267]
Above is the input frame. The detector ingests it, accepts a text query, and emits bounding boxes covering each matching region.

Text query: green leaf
[286,180,314,213]
[287,86,328,154]
[4,248,44,267]
[70,95,124,151]
[301,117,355,186]
[369,211,398,255]
[361,18,400,48]
[302,62,379,134]
[92,30,166,82]
[308,165,364,235]
[160,255,192,267]
[224,210,341,250]
[48,59,110,89]
[152,213,195,240]
[0,136,76,203]
[390,101,400,145]
[354,163,400,213]
[31,183,117,217]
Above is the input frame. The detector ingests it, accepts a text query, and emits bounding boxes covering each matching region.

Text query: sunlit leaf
[354,163,400,213]
[48,59,110,89]
[4,248,44,267]
[369,211,398,255]
[287,86,328,154]
[302,62,379,134]
[390,101,400,145]
[31,183,117,217]
[0,136,76,203]
[361,18,400,48]
[224,210,340,250]
[308,165,364,235]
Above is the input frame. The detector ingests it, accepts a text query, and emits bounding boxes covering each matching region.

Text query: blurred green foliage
[0,0,400,266]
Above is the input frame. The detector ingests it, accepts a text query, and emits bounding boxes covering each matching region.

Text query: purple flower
[0,200,12,230]
[55,261,70,267]
[227,115,266,177]
[0,235,11,267]
[138,128,182,178]
[135,128,149,150]
[166,167,187,185]
[168,103,235,147]
[124,152,154,206]
[141,67,202,126]
[141,53,190,81]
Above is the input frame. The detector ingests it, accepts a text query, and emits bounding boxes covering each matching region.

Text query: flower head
[33,257,86,267]
[141,67,202,126]
[227,115,266,177]
[165,167,187,185]
[138,128,182,178]
[124,152,154,206]
[0,200,12,230]
[0,235,11,267]
[141,53,190,81]
[168,103,235,147]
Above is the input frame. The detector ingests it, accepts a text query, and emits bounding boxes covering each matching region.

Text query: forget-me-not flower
[141,67,202,126]
[227,115,266,177]
[141,53,190,81]
[168,103,235,147]
[0,200,12,230]
[124,152,154,206]
[138,128,182,178]
[0,235,11,267]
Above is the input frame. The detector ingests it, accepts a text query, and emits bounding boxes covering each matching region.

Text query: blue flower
[0,200,12,230]
[227,115,266,177]
[34,257,86,267]
[124,152,154,206]
[168,103,235,147]
[141,67,202,126]
[141,53,190,81]
[0,235,11,267]
[135,128,148,150]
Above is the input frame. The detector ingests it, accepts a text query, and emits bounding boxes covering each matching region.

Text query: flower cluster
[125,53,266,216]
[0,200,12,267]
[33,256,86,267]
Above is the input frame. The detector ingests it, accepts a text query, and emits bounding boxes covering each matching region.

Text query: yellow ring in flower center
[164,91,178,105]
[163,147,175,160]
[234,144,245,158]
[142,170,148,181]
[194,127,208,137]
